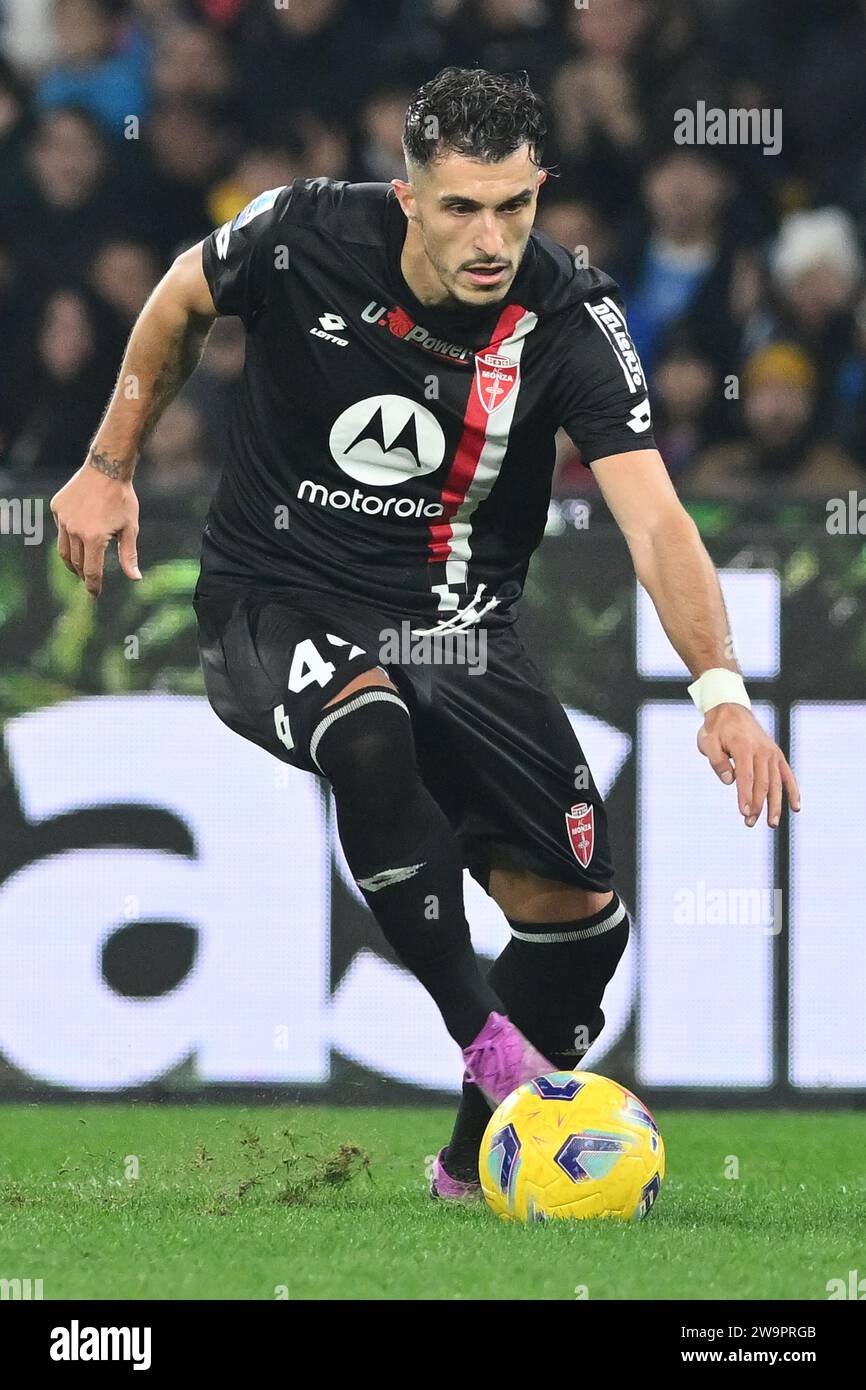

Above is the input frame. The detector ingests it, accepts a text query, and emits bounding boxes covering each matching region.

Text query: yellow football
[479,1071,665,1222]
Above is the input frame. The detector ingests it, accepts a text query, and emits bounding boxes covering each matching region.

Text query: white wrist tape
[687,668,751,714]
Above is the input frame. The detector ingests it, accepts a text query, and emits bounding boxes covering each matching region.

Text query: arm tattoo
[88,310,213,481]
[88,448,133,481]
[142,312,213,441]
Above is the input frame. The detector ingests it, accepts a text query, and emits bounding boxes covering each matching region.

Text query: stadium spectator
[354,78,421,183]
[649,332,720,480]
[687,342,863,498]
[432,0,561,98]
[1,106,133,291]
[150,18,236,107]
[720,0,866,215]
[765,207,865,430]
[0,51,32,186]
[234,0,386,144]
[770,208,863,335]
[0,239,37,460]
[555,0,648,166]
[134,96,237,255]
[616,148,739,376]
[35,0,152,138]
[827,288,866,465]
[88,238,162,324]
[137,397,216,505]
[535,195,618,275]
[1,0,58,74]
[289,111,351,182]
[725,244,776,362]
[551,0,723,217]
[207,144,304,228]
[2,285,126,480]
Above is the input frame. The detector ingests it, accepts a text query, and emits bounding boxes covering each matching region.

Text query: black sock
[314,689,501,1046]
[444,894,629,1180]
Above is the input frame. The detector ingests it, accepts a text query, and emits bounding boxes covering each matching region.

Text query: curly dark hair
[402,67,547,171]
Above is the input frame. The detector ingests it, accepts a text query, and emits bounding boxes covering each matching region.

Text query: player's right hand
[50,462,141,598]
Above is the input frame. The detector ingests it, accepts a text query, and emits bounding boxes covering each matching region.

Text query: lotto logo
[310,311,348,347]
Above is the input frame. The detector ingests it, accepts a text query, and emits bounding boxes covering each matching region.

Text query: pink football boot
[428,1146,482,1201]
[462,1011,552,1108]
[429,1014,553,1200]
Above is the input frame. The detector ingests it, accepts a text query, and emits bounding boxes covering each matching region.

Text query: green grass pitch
[1,1104,863,1300]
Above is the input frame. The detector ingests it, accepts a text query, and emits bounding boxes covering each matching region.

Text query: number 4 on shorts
[273,703,293,752]
[273,634,365,753]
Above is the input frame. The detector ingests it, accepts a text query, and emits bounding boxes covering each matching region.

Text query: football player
[51,68,799,1198]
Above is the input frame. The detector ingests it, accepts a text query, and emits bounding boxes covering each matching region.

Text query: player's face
[395,146,547,309]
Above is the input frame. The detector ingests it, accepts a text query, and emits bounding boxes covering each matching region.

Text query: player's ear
[391,177,415,220]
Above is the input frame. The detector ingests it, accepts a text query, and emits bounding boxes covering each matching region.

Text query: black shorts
[193,583,614,893]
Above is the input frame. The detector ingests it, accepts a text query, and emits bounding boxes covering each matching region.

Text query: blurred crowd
[2,0,866,506]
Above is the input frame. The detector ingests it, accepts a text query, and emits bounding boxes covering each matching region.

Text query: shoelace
[465,1018,521,1095]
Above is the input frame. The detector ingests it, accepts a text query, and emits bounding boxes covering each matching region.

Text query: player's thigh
[487,852,615,923]
[418,627,614,893]
[194,591,389,773]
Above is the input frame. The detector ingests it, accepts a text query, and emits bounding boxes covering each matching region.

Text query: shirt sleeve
[201,184,295,326]
[553,289,656,465]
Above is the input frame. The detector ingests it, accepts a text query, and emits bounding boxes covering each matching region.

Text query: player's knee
[310,679,416,804]
[323,666,398,709]
[489,893,629,1059]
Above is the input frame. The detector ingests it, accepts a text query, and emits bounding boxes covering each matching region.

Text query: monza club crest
[474,352,519,414]
[566,802,594,868]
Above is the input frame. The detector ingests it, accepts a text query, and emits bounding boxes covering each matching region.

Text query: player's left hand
[696,704,801,829]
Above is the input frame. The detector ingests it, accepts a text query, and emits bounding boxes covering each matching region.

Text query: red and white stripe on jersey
[427,303,539,614]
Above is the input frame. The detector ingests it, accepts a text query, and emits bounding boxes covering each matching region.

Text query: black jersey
[198,177,655,629]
